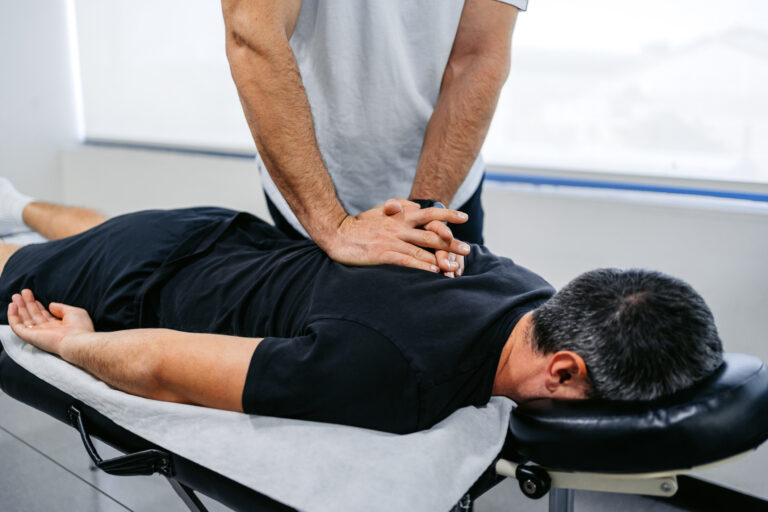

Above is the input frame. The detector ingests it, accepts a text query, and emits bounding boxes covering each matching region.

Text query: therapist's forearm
[224,23,346,247]
[410,57,509,205]
[59,329,261,412]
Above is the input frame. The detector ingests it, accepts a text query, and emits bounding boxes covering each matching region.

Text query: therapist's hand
[424,220,465,278]
[383,199,466,278]
[7,289,94,355]
[322,199,470,273]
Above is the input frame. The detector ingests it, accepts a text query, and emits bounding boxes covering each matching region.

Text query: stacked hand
[7,289,94,355]
[382,199,466,277]
[322,198,469,277]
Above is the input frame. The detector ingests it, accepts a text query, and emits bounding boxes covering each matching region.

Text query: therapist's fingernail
[459,243,470,253]
[431,265,439,272]
[457,212,468,220]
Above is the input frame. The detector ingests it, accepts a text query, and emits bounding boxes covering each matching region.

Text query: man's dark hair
[531,268,724,401]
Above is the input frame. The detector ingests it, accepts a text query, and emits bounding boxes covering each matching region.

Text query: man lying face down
[0,204,724,434]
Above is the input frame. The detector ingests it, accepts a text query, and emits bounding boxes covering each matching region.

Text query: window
[75,0,768,184]
[75,0,252,152]
[484,0,768,184]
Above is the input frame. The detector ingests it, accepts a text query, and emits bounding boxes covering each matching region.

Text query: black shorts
[0,207,242,330]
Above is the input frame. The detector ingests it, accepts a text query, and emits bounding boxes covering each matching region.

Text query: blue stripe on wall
[484,172,768,203]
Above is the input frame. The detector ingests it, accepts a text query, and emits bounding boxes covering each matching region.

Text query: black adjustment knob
[515,464,551,499]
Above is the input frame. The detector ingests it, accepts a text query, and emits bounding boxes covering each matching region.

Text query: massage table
[1,325,768,512]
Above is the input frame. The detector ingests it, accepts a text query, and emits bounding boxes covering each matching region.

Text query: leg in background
[1,178,107,240]
[22,202,108,240]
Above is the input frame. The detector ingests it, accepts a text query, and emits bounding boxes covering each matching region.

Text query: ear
[543,350,589,399]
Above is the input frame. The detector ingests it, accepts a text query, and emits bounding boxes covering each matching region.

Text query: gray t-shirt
[259,0,528,236]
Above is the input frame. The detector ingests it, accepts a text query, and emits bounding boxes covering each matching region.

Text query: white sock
[0,177,34,234]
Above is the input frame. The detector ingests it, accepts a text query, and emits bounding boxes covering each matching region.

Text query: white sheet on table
[0,326,513,512]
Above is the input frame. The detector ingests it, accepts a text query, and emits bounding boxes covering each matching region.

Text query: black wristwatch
[411,199,446,210]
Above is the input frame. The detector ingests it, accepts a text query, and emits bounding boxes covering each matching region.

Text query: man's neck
[492,311,538,399]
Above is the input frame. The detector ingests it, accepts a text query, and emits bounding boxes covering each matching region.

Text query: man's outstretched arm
[221,0,468,273]
[8,290,259,412]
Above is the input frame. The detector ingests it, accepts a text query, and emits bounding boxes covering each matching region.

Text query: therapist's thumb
[383,199,403,216]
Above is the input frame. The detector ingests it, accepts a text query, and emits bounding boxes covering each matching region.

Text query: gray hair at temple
[531,268,724,401]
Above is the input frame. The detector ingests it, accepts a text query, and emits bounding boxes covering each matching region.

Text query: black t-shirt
[136,210,555,433]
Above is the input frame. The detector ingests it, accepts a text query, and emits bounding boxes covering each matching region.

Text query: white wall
[74,0,252,152]
[0,1,79,202]
[60,146,268,218]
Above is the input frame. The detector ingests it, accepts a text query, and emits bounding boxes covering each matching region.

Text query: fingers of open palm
[407,207,467,227]
[7,303,22,329]
[19,290,50,325]
[36,301,55,321]
[26,296,49,325]
[6,304,37,342]
[7,303,44,342]
[7,302,64,354]
[11,294,34,325]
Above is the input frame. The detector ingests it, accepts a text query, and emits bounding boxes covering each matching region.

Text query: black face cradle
[506,353,768,473]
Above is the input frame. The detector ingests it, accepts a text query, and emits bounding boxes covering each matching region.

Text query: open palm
[7,289,94,356]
